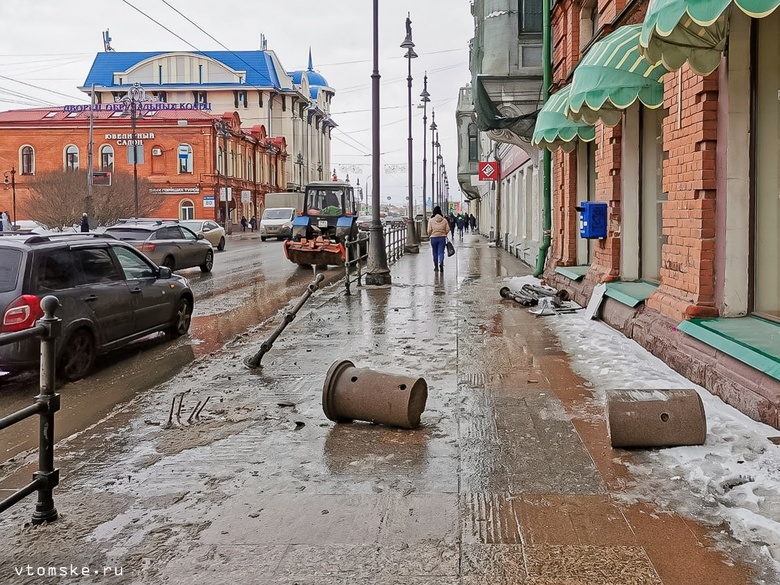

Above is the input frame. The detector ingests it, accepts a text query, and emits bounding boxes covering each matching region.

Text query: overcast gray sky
[0,0,474,206]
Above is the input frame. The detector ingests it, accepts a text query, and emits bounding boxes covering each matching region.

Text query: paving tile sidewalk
[0,235,770,584]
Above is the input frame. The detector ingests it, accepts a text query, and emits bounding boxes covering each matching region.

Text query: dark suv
[0,233,194,381]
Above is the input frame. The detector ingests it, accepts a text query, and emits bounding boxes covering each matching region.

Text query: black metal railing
[383,223,407,264]
[0,296,61,524]
[344,234,369,295]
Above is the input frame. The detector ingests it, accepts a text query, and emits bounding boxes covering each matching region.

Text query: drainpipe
[534,0,552,277]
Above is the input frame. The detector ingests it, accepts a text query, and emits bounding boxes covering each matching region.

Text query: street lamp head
[430,121,437,131]
[420,88,431,101]
[400,36,415,51]
[404,47,418,59]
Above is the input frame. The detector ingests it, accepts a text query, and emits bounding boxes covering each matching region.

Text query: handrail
[0,295,62,524]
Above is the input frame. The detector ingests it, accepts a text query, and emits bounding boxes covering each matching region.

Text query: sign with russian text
[478,161,499,181]
[203,196,215,208]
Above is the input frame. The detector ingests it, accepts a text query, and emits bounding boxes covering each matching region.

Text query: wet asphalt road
[0,236,344,462]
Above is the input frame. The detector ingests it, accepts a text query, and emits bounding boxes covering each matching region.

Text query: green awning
[640,0,780,76]
[531,86,595,152]
[568,25,669,127]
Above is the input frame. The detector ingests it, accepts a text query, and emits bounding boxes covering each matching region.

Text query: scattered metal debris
[165,391,210,428]
[500,284,581,316]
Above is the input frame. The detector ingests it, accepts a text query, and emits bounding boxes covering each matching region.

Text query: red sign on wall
[478,161,499,181]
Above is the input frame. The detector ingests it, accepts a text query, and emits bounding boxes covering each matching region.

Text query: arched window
[65,145,79,171]
[180,199,195,220]
[100,145,114,171]
[247,156,254,182]
[217,146,224,174]
[178,144,193,174]
[468,124,478,162]
[21,146,34,175]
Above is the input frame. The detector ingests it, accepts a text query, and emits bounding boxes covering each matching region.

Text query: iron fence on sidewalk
[383,223,407,264]
[344,225,408,294]
[0,296,61,524]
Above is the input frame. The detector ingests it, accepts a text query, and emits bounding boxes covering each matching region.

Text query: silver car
[104,221,214,273]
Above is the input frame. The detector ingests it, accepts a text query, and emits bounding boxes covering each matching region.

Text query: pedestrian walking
[447,212,456,238]
[456,213,465,241]
[427,205,449,272]
[240,216,248,232]
[80,212,90,232]
[0,211,9,232]
[470,213,477,233]
[249,216,257,232]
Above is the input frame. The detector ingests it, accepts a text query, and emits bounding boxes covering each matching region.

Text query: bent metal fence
[0,295,61,524]
[344,224,408,294]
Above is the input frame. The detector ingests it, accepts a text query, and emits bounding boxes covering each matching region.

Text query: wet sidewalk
[0,235,772,584]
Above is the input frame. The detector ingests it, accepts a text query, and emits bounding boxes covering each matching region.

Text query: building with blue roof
[79,45,336,191]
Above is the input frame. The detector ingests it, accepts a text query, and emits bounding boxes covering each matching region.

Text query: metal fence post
[32,295,61,524]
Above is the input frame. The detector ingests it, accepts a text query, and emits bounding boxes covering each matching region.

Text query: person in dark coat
[240,216,248,232]
[80,213,90,232]
[447,213,456,238]
[456,213,465,241]
[469,214,477,233]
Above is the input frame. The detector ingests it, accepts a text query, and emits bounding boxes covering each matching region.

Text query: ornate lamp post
[365,0,391,286]
[419,75,430,239]
[401,13,419,253]
[430,110,437,211]
[215,119,232,235]
[3,167,16,228]
[117,82,149,218]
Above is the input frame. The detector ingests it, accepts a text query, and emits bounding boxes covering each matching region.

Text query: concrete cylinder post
[606,389,707,448]
[322,360,428,429]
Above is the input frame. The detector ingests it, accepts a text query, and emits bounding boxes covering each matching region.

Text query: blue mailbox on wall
[577,201,607,239]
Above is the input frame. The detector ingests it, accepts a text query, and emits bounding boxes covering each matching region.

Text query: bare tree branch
[21,170,161,228]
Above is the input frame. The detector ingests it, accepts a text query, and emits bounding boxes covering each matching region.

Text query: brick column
[646,68,719,321]
[587,121,622,283]
[549,148,579,269]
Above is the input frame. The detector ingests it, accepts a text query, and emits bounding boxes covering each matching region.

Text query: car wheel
[261,236,267,242]
[200,249,214,273]
[167,297,192,337]
[59,329,96,382]
[163,256,176,271]
[217,237,226,251]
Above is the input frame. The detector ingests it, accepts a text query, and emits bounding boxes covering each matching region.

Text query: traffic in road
[0,236,344,462]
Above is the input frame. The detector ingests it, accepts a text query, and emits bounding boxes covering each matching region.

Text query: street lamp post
[3,167,16,228]
[365,0,391,286]
[430,110,437,211]
[419,75,430,240]
[215,119,232,235]
[401,14,419,253]
[118,82,148,218]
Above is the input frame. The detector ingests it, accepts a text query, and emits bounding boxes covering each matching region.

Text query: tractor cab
[284,181,361,266]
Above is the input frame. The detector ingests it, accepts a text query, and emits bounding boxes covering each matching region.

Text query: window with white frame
[178,144,193,174]
[21,146,34,175]
[100,145,114,171]
[65,145,79,171]
[180,200,195,220]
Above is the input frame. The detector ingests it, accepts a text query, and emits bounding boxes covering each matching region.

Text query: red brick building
[533,0,779,427]
[0,106,287,226]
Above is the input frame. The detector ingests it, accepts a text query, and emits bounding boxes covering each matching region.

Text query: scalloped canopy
[640,0,780,75]
[532,86,596,152]
[567,25,669,127]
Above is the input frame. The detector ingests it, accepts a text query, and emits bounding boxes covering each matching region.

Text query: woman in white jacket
[426,206,450,272]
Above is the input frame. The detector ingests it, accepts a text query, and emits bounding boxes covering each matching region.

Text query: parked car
[6,220,49,234]
[356,215,386,231]
[179,219,226,251]
[386,215,407,227]
[104,220,214,273]
[0,232,194,381]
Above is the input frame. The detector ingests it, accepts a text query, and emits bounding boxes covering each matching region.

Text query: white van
[260,207,296,241]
